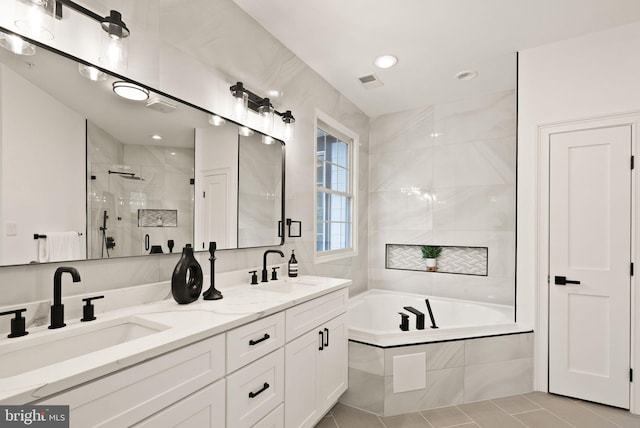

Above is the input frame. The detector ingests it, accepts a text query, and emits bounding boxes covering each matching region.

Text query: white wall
[518,20,640,410]
[0,64,85,265]
[0,0,369,316]
[369,90,516,305]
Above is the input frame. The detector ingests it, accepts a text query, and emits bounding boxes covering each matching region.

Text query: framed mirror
[0,28,285,266]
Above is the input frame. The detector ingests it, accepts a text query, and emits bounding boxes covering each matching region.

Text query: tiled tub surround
[348,289,520,348]
[369,90,516,305]
[0,273,350,404]
[340,332,534,417]
[386,244,488,276]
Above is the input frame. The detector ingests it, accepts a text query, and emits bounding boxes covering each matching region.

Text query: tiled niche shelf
[138,209,178,227]
[385,244,488,276]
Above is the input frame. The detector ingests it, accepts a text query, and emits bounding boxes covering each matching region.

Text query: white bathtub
[348,289,519,347]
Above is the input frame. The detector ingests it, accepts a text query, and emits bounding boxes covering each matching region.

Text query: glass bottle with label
[288,250,298,277]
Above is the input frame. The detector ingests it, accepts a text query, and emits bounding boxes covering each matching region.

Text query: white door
[285,329,322,428]
[201,171,229,249]
[549,125,632,408]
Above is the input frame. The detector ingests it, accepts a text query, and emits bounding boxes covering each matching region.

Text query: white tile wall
[369,90,516,305]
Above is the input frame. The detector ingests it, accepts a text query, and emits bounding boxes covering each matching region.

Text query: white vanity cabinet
[38,334,226,428]
[26,281,350,428]
[284,289,349,428]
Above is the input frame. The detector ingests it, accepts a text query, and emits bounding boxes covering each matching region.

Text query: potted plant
[421,245,442,272]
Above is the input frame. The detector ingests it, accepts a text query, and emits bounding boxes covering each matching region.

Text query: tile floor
[317,392,640,428]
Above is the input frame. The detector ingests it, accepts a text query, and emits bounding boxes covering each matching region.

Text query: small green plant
[421,245,442,259]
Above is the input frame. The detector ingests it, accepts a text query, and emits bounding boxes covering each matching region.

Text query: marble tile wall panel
[386,245,488,276]
[464,358,534,402]
[369,89,516,304]
[339,368,385,415]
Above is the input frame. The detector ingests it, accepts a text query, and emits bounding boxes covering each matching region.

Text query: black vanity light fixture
[230,82,295,140]
[12,0,130,70]
[55,0,130,70]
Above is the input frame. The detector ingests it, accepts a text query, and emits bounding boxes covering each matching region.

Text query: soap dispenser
[171,244,203,304]
[288,250,298,277]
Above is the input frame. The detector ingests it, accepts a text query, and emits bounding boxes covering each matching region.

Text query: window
[315,112,357,262]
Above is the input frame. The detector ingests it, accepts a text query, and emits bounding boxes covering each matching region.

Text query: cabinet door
[320,313,348,410]
[285,328,322,428]
[133,379,225,428]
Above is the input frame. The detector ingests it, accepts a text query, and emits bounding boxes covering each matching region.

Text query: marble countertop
[0,275,351,404]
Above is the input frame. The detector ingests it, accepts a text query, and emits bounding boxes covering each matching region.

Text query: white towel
[43,232,83,262]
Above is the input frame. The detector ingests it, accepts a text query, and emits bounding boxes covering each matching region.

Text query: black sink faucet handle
[248,270,258,285]
[271,266,280,281]
[0,308,29,338]
[81,295,105,322]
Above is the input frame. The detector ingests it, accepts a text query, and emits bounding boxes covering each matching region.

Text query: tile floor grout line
[571,401,625,428]
[417,411,436,428]
[377,415,388,428]
[518,395,581,428]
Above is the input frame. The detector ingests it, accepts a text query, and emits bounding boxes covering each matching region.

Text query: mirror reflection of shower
[87,121,194,259]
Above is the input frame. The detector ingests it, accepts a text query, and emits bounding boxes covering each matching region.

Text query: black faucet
[262,250,284,282]
[49,266,81,329]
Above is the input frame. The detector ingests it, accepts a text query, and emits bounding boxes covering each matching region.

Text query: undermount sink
[0,316,169,378]
[251,277,320,293]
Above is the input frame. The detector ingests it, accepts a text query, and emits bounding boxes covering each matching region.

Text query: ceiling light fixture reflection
[0,31,36,55]
[208,114,226,126]
[262,136,275,145]
[238,126,254,137]
[112,81,149,101]
[78,63,107,81]
[151,134,162,140]
[374,55,397,69]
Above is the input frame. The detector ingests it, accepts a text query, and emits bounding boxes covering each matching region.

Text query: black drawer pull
[319,330,324,351]
[324,327,329,347]
[248,382,270,398]
[249,333,270,346]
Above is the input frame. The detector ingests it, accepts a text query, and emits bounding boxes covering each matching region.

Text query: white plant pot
[426,258,437,271]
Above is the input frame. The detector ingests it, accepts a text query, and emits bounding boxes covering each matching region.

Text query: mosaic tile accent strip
[386,244,488,276]
[138,209,178,227]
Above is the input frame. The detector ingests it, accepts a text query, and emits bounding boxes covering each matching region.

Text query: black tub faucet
[403,306,425,330]
[262,250,284,282]
[49,266,81,329]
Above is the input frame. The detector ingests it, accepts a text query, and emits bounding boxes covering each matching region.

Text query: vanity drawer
[132,379,225,428]
[285,288,348,341]
[252,403,284,428]
[38,334,225,428]
[227,312,285,373]
[227,348,284,428]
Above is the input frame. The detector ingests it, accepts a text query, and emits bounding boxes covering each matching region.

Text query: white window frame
[314,110,358,263]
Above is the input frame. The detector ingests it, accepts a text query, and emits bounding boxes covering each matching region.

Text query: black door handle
[324,327,329,347]
[319,330,324,351]
[554,276,581,285]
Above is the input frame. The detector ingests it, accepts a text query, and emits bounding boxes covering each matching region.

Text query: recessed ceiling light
[374,55,398,69]
[78,63,107,81]
[455,70,478,81]
[267,89,282,97]
[112,81,149,101]
[151,134,162,140]
[262,135,275,145]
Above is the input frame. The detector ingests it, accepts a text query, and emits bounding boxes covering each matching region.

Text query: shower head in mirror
[108,170,145,181]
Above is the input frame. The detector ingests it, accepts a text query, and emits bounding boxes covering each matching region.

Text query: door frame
[535,113,639,412]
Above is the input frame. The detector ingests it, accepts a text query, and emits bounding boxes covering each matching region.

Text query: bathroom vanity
[0,275,350,428]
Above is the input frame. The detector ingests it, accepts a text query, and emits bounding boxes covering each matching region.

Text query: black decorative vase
[171,244,203,304]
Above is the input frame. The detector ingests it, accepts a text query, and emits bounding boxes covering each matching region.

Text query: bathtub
[348,289,519,348]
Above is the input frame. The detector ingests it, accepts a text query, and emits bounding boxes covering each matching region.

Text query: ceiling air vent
[357,73,384,89]
[146,98,177,113]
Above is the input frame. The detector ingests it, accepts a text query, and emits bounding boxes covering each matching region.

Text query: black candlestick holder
[203,241,223,300]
